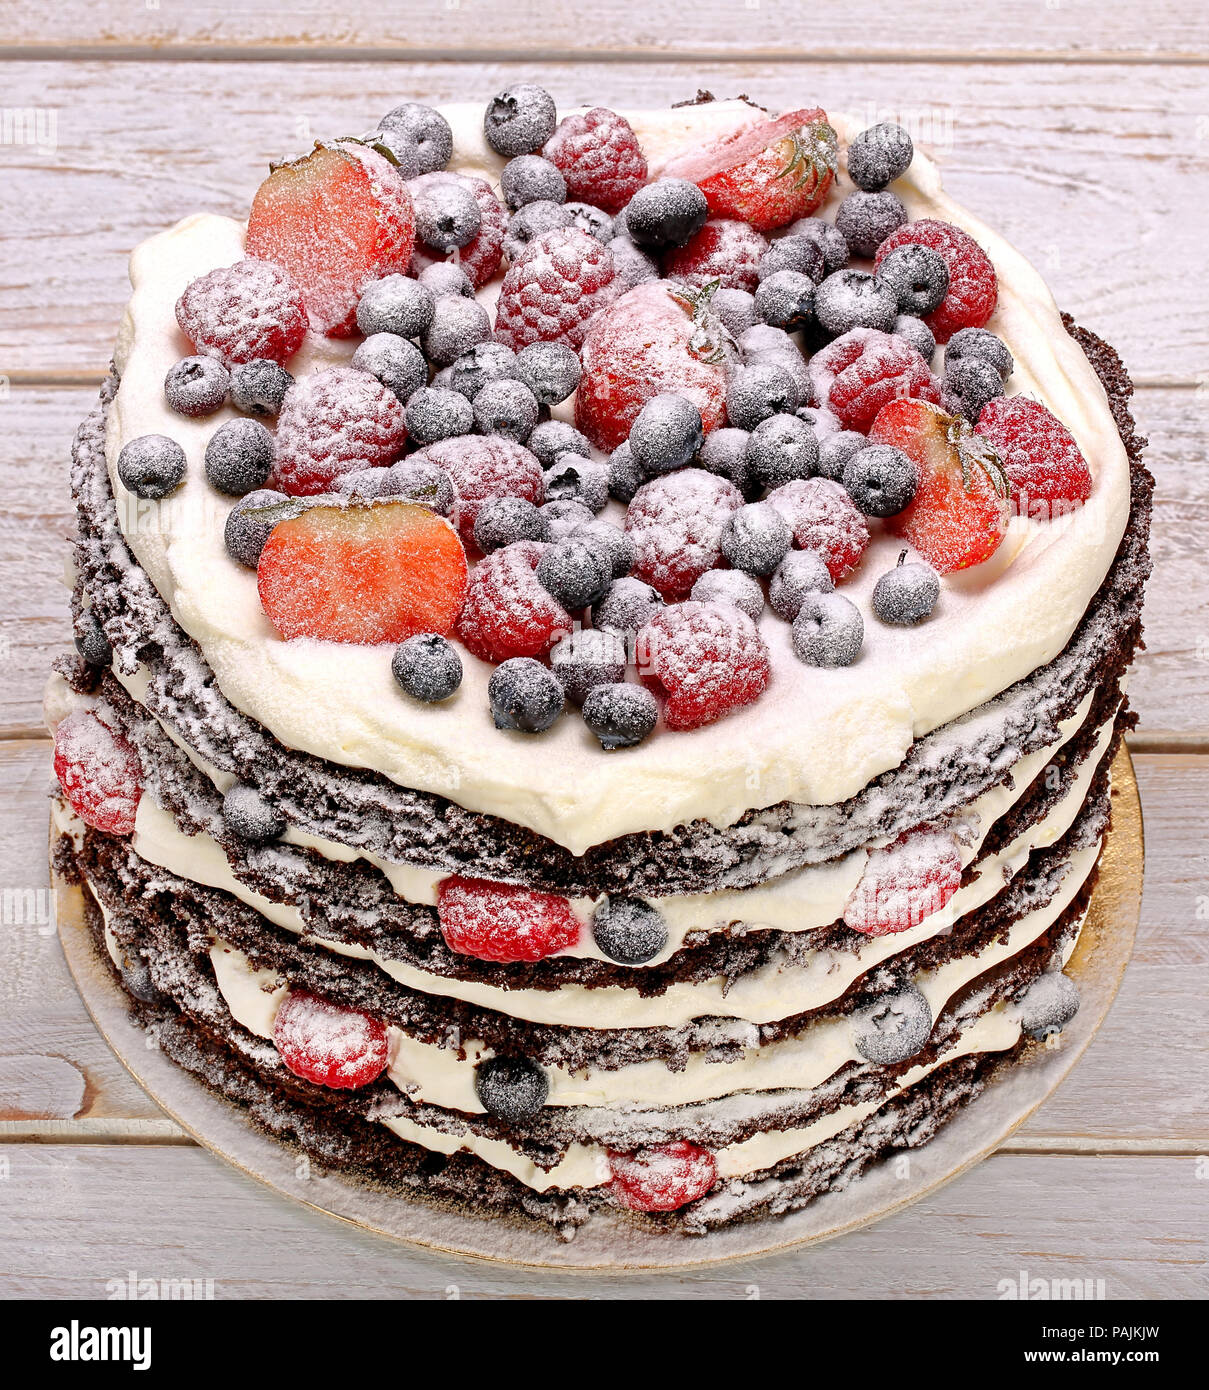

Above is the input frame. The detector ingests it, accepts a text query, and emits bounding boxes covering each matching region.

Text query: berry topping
[540,498,594,539]
[625,468,743,600]
[257,500,468,644]
[663,219,768,292]
[474,1055,550,1121]
[413,178,482,252]
[754,269,815,331]
[608,1142,717,1212]
[973,395,1093,517]
[815,428,866,482]
[872,551,941,625]
[1017,972,1080,1040]
[624,178,709,249]
[53,708,142,835]
[501,154,567,210]
[392,631,464,702]
[757,233,825,285]
[409,172,507,289]
[353,332,428,405]
[225,488,288,569]
[473,495,549,552]
[726,361,800,432]
[721,501,792,576]
[473,378,540,443]
[448,341,517,400]
[608,232,660,291]
[438,875,580,962]
[572,518,635,579]
[876,243,950,318]
[582,682,660,751]
[792,590,864,667]
[608,440,646,504]
[117,434,186,500]
[591,896,668,964]
[419,261,474,299]
[874,219,998,344]
[592,576,665,639]
[222,783,285,843]
[565,202,615,243]
[230,358,294,418]
[494,226,618,353]
[356,273,435,338]
[893,314,936,362]
[537,538,611,610]
[455,540,571,662]
[944,327,1013,381]
[767,477,870,581]
[846,122,914,192]
[941,355,1005,424]
[786,215,850,274]
[504,199,572,264]
[712,286,758,337]
[484,83,558,158]
[377,103,453,175]
[274,366,408,495]
[834,189,907,257]
[489,656,566,733]
[769,548,834,620]
[204,418,275,498]
[164,355,229,417]
[413,434,545,546]
[691,567,765,622]
[844,826,962,935]
[550,628,627,704]
[745,412,819,490]
[513,340,581,406]
[422,293,493,366]
[272,990,389,1090]
[698,426,754,494]
[176,257,309,366]
[528,419,590,467]
[637,600,770,731]
[543,456,610,512]
[809,327,941,434]
[870,398,1010,573]
[852,985,933,1065]
[812,269,899,338]
[629,392,704,476]
[842,443,918,517]
[542,107,648,214]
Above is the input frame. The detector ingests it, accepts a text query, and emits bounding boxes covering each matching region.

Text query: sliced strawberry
[53,708,142,835]
[974,396,1092,519]
[273,990,389,1089]
[661,108,838,233]
[843,826,962,936]
[246,140,415,337]
[256,500,468,644]
[437,876,581,963]
[870,398,1010,574]
[608,1142,718,1211]
[455,540,571,663]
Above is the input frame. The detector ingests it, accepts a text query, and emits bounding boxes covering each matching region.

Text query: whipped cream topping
[104,102,1132,855]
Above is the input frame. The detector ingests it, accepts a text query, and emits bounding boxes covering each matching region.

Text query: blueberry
[352,332,428,404]
[379,459,456,514]
[843,444,918,517]
[537,538,611,609]
[945,327,1014,381]
[607,234,660,290]
[356,274,436,338]
[365,124,421,179]
[698,427,754,495]
[721,501,792,576]
[629,393,703,476]
[115,946,164,1006]
[117,434,186,500]
[544,456,609,513]
[571,517,635,578]
[550,628,627,705]
[582,683,659,751]
[624,177,709,248]
[876,243,949,318]
[224,489,289,569]
[769,549,833,620]
[852,984,932,1064]
[418,262,474,299]
[528,419,590,468]
[792,591,864,666]
[754,269,814,331]
[473,1054,549,1121]
[846,123,914,193]
[483,84,558,158]
[872,550,940,625]
[500,153,567,210]
[816,429,866,482]
[503,199,571,263]
[405,386,474,444]
[539,498,595,540]
[474,378,540,442]
[813,269,899,336]
[726,361,800,431]
[474,496,550,553]
[713,287,758,338]
[222,783,285,843]
[591,895,668,962]
[607,440,645,504]
[513,341,581,407]
[1017,972,1080,1039]
[691,568,764,622]
[229,358,294,417]
[941,356,1005,424]
[392,632,463,702]
[591,576,664,639]
[163,355,229,417]
[746,413,819,490]
[757,235,824,285]
[415,180,482,252]
[204,418,275,497]
[489,657,565,733]
[448,341,517,401]
[737,323,800,360]
[422,295,492,366]
[332,468,396,501]
[564,202,615,244]
[834,190,907,258]
[377,102,453,174]
[74,611,112,667]
[785,216,850,274]
[893,314,936,361]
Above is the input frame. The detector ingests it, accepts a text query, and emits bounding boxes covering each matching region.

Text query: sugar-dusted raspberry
[437,875,581,962]
[53,708,142,835]
[875,219,998,345]
[274,366,408,496]
[808,327,941,434]
[637,600,770,731]
[272,990,389,1089]
[625,469,743,601]
[608,1141,718,1212]
[974,395,1092,518]
[412,434,545,548]
[175,258,307,367]
[408,171,508,288]
[455,540,572,662]
[495,227,618,352]
[542,107,648,214]
[767,477,870,582]
[662,219,769,292]
[843,826,962,935]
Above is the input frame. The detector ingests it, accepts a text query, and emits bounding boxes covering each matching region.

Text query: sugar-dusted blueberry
[572,517,635,578]
[746,413,819,490]
[352,332,428,404]
[503,198,572,263]
[550,627,627,704]
[721,501,792,576]
[473,495,550,553]
[422,295,492,366]
[224,488,289,568]
[851,984,932,1064]
[366,123,421,178]
[816,428,866,482]
[392,631,463,702]
[418,261,474,299]
[698,427,754,495]
[1017,971,1080,1039]
[608,440,645,504]
[514,340,581,407]
[473,1054,549,1121]
[786,216,850,274]
[726,361,800,432]
[332,468,396,501]
[872,549,940,625]
[449,341,517,401]
[769,548,834,620]
[713,286,758,338]
[405,386,474,444]
[846,123,914,193]
[591,894,668,962]
[792,590,864,666]
[414,178,482,252]
[624,177,709,249]
[356,273,436,338]
[488,656,565,733]
[204,418,275,497]
[565,202,615,244]
[377,101,453,174]
[222,783,285,843]
[607,233,660,291]
[117,434,186,500]
[942,355,1005,424]
[582,682,659,751]
[757,235,824,285]
[74,610,112,667]
[843,443,918,517]
[893,314,936,361]
[484,83,558,158]
[500,153,567,210]
[592,575,665,639]
[164,355,229,418]
[945,326,1014,381]
[540,497,595,540]
[537,537,611,609]
[876,242,949,318]
[544,455,609,513]
[813,269,899,337]
[230,358,294,417]
[473,378,540,442]
[629,393,704,476]
[528,418,590,468]
[381,458,457,514]
[691,568,764,622]
[754,269,814,331]
[835,190,907,258]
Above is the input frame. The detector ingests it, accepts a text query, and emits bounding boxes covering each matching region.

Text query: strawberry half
[869,398,1010,574]
[660,108,838,233]
[246,139,416,338]
[257,499,468,644]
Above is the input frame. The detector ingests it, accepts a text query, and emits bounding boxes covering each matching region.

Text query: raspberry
[408,171,507,288]
[608,1142,718,1212]
[455,540,571,662]
[637,600,770,731]
[974,396,1092,518]
[625,469,743,600]
[272,990,389,1089]
[808,328,941,434]
[494,227,618,353]
[662,219,769,292]
[412,435,545,548]
[843,826,962,935]
[767,478,870,582]
[542,107,648,214]
[437,875,581,962]
[175,258,307,367]
[274,366,408,496]
[257,500,468,644]
[53,708,142,835]
[875,219,998,345]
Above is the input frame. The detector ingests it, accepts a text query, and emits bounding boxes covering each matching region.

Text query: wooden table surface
[2,2,1207,1300]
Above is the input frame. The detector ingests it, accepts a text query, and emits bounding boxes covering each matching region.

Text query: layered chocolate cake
[47,93,1150,1237]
